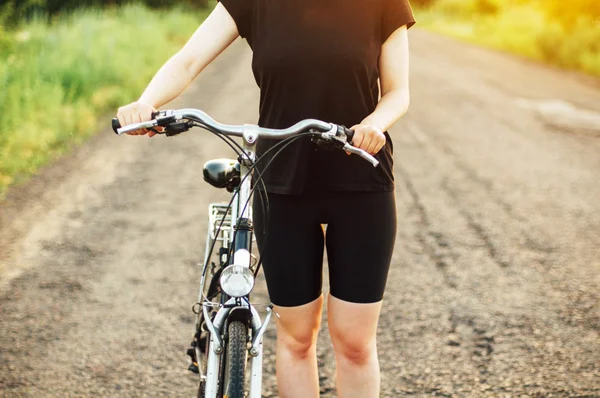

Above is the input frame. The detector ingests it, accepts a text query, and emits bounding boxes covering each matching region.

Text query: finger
[123,112,133,130]
[373,139,385,155]
[348,125,360,144]
[124,114,135,135]
[138,117,150,136]
[132,112,145,135]
[353,130,365,149]
[368,133,384,154]
[148,126,163,137]
[117,115,127,135]
[359,130,375,152]
[132,111,142,125]
[368,143,379,155]
[356,135,367,151]
[365,134,378,154]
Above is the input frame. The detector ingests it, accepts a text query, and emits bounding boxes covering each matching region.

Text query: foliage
[432,0,500,16]
[414,0,600,77]
[537,16,600,74]
[0,4,209,194]
[0,0,208,26]
[418,0,600,24]
[541,0,600,27]
[410,0,438,7]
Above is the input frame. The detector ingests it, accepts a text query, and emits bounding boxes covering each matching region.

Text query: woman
[117,1,414,396]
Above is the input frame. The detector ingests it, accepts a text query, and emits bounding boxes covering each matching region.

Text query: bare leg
[328,294,382,398]
[274,295,324,398]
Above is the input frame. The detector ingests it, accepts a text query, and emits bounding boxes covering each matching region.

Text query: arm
[117,3,240,135]
[351,25,410,155]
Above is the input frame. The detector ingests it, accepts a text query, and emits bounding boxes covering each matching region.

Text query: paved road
[1,30,599,397]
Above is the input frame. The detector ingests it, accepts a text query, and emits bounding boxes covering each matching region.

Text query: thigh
[253,191,325,307]
[325,191,397,304]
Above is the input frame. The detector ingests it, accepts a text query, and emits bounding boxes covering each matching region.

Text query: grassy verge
[415,0,600,77]
[0,4,211,197]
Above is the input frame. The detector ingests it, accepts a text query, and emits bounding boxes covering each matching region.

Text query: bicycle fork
[203,299,274,398]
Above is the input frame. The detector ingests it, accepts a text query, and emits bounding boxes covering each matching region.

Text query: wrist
[137,97,157,109]
[360,119,385,133]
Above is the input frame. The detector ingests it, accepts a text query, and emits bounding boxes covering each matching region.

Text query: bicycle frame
[112,110,378,397]
[195,125,271,398]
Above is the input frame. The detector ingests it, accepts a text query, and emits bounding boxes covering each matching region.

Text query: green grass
[0,4,211,196]
[415,1,600,78]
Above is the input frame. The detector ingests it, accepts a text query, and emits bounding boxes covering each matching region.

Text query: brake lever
[114,120,159,135]
[342,144,379,167]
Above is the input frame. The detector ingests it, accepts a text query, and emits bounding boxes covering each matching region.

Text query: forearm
[137,53,197,109]
[361,88,409,132]
[138,3,239,109]
[117,4,239,135]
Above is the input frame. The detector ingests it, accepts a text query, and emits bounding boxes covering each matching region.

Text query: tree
[0,0,210,26]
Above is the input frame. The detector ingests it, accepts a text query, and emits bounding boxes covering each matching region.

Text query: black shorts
[253,190,397,307]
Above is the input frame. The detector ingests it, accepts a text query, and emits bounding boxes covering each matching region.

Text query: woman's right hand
[116,102,159,137]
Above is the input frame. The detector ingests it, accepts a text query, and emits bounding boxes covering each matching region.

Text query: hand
[116,102,161,137]
[349,124,386,155]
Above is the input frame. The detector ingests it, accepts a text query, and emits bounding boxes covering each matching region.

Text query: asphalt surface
[1,30,599,397]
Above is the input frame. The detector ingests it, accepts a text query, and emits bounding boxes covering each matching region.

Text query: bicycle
[112,109,378,398]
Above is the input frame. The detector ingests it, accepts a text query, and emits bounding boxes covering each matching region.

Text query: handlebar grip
[111,118,121,134]
[111,112,161,135]
[341,125,354,143]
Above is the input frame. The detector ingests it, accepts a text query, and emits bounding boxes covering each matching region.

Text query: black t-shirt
[219,0,415,194]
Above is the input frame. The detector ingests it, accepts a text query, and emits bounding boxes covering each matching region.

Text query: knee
[277,320,319,359]
[330,329,376,366]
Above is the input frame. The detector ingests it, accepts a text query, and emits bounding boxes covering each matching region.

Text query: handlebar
[112,109,377,167]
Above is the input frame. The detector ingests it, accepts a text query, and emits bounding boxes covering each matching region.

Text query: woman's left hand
[349,124,386,155]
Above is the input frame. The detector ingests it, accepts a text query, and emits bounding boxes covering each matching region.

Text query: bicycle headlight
[220,264,255,297]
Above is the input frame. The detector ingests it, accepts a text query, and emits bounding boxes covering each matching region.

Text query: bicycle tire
[197,333,208,398]
[223,320,248,398]
[198,381,205,398]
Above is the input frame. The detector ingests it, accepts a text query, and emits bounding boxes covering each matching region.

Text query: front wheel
[224,320,248,398]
